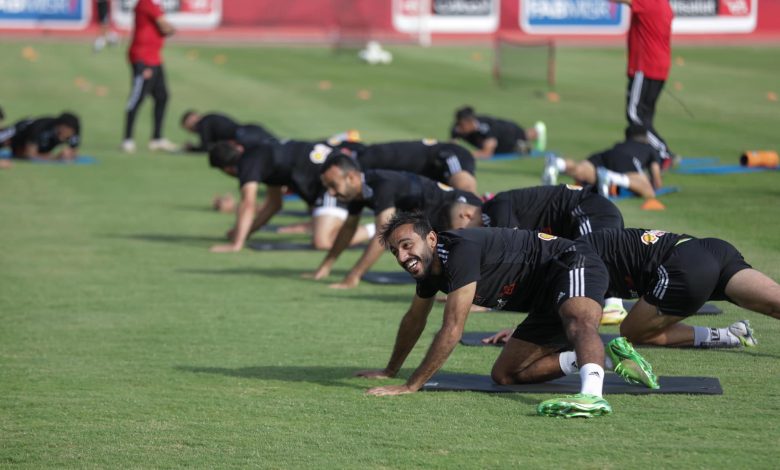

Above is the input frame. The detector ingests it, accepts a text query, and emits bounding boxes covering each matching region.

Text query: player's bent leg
[619,297,693,347]
[447,171,478,194]
[627,173,657,199]
[491,337,563,385]
[724,268,780,321]
[558,297,604,368]
[311,206,348,250]
[570,161,597,184]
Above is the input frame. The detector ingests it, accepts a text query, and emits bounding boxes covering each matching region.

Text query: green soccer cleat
[729,320,758,347]
[534,121,547,152]
[537,393,612,418]
[606,337,660,389]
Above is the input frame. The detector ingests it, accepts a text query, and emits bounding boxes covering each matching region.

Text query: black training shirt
[451,115,524,154]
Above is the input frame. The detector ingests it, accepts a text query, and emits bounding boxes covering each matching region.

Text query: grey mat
[460,332,628,347]
[362,271,414,285]
[421,373,722,395]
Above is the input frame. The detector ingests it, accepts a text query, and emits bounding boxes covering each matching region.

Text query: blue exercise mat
[611,185,679,201]
[674,165,778,175]
[487,149,552,161]
[0,150,97,165]
[676,156,721,167]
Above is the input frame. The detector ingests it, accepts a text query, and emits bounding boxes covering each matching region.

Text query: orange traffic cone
[641,198,666,211]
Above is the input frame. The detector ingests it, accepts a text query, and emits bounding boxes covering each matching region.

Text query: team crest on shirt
[640,230,667,245]
[538,233,557,241]
[422,138,438,146]
[565,184,583,191]
[437,182,454,192]
[309,143,333,164]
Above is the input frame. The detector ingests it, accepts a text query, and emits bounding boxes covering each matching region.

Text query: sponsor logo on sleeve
[538,232,558,241]
[640,230,667,245]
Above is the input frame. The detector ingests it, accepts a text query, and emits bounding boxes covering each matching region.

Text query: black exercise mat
[421,373,722,395]
[362,271,415,285]
[460,332,627,347]
[624,301,722,315]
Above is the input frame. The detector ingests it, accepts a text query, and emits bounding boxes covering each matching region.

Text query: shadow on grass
[106,233,225,247]
[178,267,348,280]
[176,365,376,390]
[317,292,410,304]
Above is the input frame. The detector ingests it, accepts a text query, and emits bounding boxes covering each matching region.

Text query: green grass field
[1,40,779,468]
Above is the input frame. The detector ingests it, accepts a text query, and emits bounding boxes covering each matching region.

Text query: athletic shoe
[121,139,136,154]
[596,166,611,198]
[729,320,758,347]
[541,153,558,185]
[601,305,628,326]
[606,337,659,389]
[148,138,180,152]
[537,393,612,418]
[534,121,547,152]
[93,36,107,53]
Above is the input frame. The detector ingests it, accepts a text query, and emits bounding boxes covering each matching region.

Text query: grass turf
[1,40,779,468]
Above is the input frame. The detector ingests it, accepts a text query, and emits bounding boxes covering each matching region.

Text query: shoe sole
[608,338,659,389]
[538,402,612,418]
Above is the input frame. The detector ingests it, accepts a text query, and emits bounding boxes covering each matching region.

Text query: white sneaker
[596,166,611,198]
[93,36,107,53]
[534,121,547,152]
[106,31,120,46]
[121,139,136,154]
[541,153,558,185]
[729,320,758,347]
[148,138,180,152]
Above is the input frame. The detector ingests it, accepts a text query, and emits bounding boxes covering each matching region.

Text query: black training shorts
[511,245,609,348]
[571,192,624,238]
[644,238,752,316]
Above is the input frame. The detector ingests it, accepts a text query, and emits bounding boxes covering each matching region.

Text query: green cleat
[606,337,660,389]
[534,121,547,152]
[729,320,758,347]
[537,393,612,418]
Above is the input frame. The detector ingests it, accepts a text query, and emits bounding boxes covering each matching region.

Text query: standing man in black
[355,212,657,418]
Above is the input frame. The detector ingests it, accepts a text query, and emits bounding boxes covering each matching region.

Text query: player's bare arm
[211,182,258,252]
[367,282,476,396]
[355,294,435,379]
[306,214,360,280]
[332,208,396,289]
[156,17,176,36]
[473,137,498,159]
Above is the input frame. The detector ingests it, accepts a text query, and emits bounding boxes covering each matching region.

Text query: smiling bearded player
[355,211,658,418]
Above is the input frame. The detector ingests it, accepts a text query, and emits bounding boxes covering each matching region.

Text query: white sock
[363,223,376,238]
[693,326,741,348]
[554,157,567,172]
[558,351,579,375]
[605,297,623,310]
[605,170,631,188]
[579,363,605,397]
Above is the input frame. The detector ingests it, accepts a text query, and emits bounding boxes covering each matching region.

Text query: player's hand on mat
[329,275,359,289]
[210,243,241,253]
[366,384,415,396]
[355,369,395,379]
[302,266,330,280]
[481,329,513,344]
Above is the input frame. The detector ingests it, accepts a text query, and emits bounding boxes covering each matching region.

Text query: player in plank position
[357,139,478,193]
[180,110,277,152]
[307,154,481,289]
[446,184,628,323]
[356,212,657,418]
[449,105,546,159]
[3,112,81,160]
[207,140,371,252]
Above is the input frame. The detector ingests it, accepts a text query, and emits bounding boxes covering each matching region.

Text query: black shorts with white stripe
[511,244,609,347]
[644,238,752,316]
[571,192,624,238]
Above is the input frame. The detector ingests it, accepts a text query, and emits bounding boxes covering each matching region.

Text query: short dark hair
[209,141,242,168]
[180,109,198,127]
[320,152,361,175]
[625,124,648,141]
[455,105,476,122]
[379,210,433,248]
[56,112,80,134]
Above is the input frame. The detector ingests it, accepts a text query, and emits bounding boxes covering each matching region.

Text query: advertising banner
[112,0,221,29]
[0,0,91,29]
[393,0,500,33]
[520,0,627,34]
[671,0,757,33]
